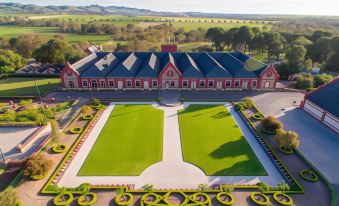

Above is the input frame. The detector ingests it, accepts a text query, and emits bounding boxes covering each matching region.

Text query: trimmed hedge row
[30,172,48,180]
[279,147,294,155]
[116,193,134,205]
[77,192,97,206]
[273,192,293,206]
[252,113,264,120]
[81,114,93,120]
[216,192,235,205]
[69,127,83,134]
[53,193,74,206]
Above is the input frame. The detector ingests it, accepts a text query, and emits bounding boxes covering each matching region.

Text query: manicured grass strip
[178,104,267,176]
[0,77,60,97]
[78,104,163,176]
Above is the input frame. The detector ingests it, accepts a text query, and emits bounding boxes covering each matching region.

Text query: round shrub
[250,192,270,205]
[69,127,83,134]
[52,144,67,153]
[81,114,93,120]
[299,169,319,182]
[216,192,235,205]
[30,172,48,180]
[234,103,245,111]
[261,116,283,132]
[273,192,293,206]
[279,146,294,154]
[252,113,264,120]
[115,193,133,205]
[17,200,23,206]
[77,192,97,206]
[53,193,74,206]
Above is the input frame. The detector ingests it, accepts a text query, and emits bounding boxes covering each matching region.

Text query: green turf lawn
[78,104,164,176]
[178,104,267,176]
[0,78,60,97]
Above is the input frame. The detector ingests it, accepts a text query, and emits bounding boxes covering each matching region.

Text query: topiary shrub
[81,114,93,120]
[115,193,133,205]
[53,193,73,206]
[261,116,283,133]
[69,127,83,134]
[299,169,319,182]
[252,113,264,120]
[216,192,235,205]
[52,144,67,153]
[30,172,48,180]
[23,154,52,180]
[77,192,97,206]
[273,192,293,206]
[250,192,270,205]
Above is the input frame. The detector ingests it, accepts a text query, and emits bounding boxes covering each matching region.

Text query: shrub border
[77,192,97,206]
[216,192,235,205]
[250,192,270,205]
[278,146,294,155]
[52,144,67,153]
[69,127,83,134]
[273,192,293,206]
[252,113,264,120]
[81,114,93,120]
[299,169,319,182]
[115,193,134,205]
[30,172,48,180]
[53,193,74,206]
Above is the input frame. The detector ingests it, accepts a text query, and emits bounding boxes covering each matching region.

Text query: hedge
[191,193,210,204]
[216,192,235,205]
[81,114,93,120]
[279,146,294,155]
[53,193,74,206]
[115,193,134,205]
[30,172,48,180]
[77,192,97,206]
[69,127,83,134]
[299,169,319,182]
[52,144,67,153]
[250,192,270,205]
[273,192,293,206]
[252,113,264,120]
[262,127,276,134]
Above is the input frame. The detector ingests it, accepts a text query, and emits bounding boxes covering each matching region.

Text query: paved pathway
[58,102,284,189]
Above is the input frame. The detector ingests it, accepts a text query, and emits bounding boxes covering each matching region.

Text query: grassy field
[0,77,60,97]
[78,104,164,176]
[178,104,267,176]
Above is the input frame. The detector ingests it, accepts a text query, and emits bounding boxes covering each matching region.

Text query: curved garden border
[115,193,134,205]
[30,172,48,180]
[53,193,74,206]
[216,192,235,205]
[273,192,293,206]
[262,128,276,134]
[191,193,210,204]
[299,169,319,182]
[82,114,93,120]
[77,192,97,206]
[279,146,294,155]
[252,113,264,120]
[69,127,83,134]
[52,144,67,153]
[250,192,270,205]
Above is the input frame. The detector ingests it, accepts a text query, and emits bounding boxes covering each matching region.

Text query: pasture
[78,104,164,176]
[178,104,267,176]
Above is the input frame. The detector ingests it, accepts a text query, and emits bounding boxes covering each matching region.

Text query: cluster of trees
[23,154,52,177]
[295,73,333,90]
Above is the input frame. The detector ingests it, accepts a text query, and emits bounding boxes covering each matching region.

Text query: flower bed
[52,144,67,153]
[30,172,48,180]
[279,146,294,155]
[77,192,97,206]
[53,193,74,206]
[250,192,270,205]
[69,127,83,134]
[299,169,319,182]
[252,113,264,120]
[81,114,93,120]
[262,127,276,134]
[216,192,235,205]
[115,193,134,205]
[273,192,293,206]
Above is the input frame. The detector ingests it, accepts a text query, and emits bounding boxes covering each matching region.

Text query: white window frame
[170,81,175,87]
[152,80,158,87]
[208,80,214,88]
[91,80,97,88]
[199,80,205,87]
[109,80,114,87]
[182,80,188,88]
[135,80,141,88]
[126,80,132,88]
[100,80,106,88]
[82,80,88,87]
[225,80,231,88]
[252,80,257,87]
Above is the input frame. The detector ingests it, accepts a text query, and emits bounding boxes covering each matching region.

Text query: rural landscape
[0,1,338,206]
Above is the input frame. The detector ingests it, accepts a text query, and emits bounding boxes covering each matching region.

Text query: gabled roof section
[177,53,204,78]
[81,53,120,78]
[215,53,258,78]
[107,52,142,77]
[231,51,267,75]
[72,52,107,74]
[136,53,160,78]
[306,78,339,118]
[161,52,177,68]
[195,53,232,78]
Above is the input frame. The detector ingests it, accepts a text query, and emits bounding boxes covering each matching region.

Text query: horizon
[1,0,339,16]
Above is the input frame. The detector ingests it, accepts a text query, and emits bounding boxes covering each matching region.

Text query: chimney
[161,44,177,52]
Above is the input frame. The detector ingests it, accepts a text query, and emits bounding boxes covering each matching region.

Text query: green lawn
[0,78,60,97]
[178,104,267,176]
[78,104,164,176]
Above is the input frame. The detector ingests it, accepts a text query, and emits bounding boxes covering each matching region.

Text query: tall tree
[9,34,47,58]
[205,27,225,51]
[33,39,68,64]
[236,26,254,53]
[0,49,26,74]
[285,44,307,74]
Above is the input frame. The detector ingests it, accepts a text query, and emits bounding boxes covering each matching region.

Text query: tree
[275,62,293,80]
[307,37,333,66]
[310,30,332,43]
[285,44,307,74]
[33,39,68,64]
[257,182,270,194]
[81,105,92,115]
[236,26,254,53]
[263,32,285,60]
[0,187,19,206]
[275,129,300,149]
[50,119,61,149]
[261,116,283,132]
[9,34,47,58]
[0,49,26,74]
[220,184,234,194]
[295,73,313,89]
[197,184,208,199]
[78,183,91,201]
[277,180,290,200]
[313,74,333,87]
[23,154,53,177]
[115,188,126,201]
[205,27,225,51]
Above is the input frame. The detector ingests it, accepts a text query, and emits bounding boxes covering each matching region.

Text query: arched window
[167,71,174,77]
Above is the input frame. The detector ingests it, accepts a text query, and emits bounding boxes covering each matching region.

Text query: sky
[1,0,339,16]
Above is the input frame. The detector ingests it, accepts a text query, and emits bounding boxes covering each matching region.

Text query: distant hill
[0,3,279,20]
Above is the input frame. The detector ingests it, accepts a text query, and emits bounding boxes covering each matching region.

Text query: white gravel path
[58,102,284,189]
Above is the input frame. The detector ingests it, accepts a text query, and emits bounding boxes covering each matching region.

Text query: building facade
[60,45,279,91]
[300,77,339,134]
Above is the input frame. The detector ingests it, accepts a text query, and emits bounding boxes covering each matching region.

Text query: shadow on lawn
[178,104,222,116]
[209,139,249,159]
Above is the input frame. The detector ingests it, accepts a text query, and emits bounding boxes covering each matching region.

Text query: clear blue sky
[1,0,339,16]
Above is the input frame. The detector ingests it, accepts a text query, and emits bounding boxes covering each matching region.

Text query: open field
[0,77,60,97]
[178,104,267,176]
[78,104,164,176]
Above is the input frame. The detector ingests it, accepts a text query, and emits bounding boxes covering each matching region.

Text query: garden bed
[115,193,134,205]
[52,144,67,153]
[77,192,97,206]
[299,169,319,182]
[69,127,83,134]
[81,114,93,120]
[53,193,74,206]
[216,192,235,205]
[273,192,293,206]
[250,192,270,205]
